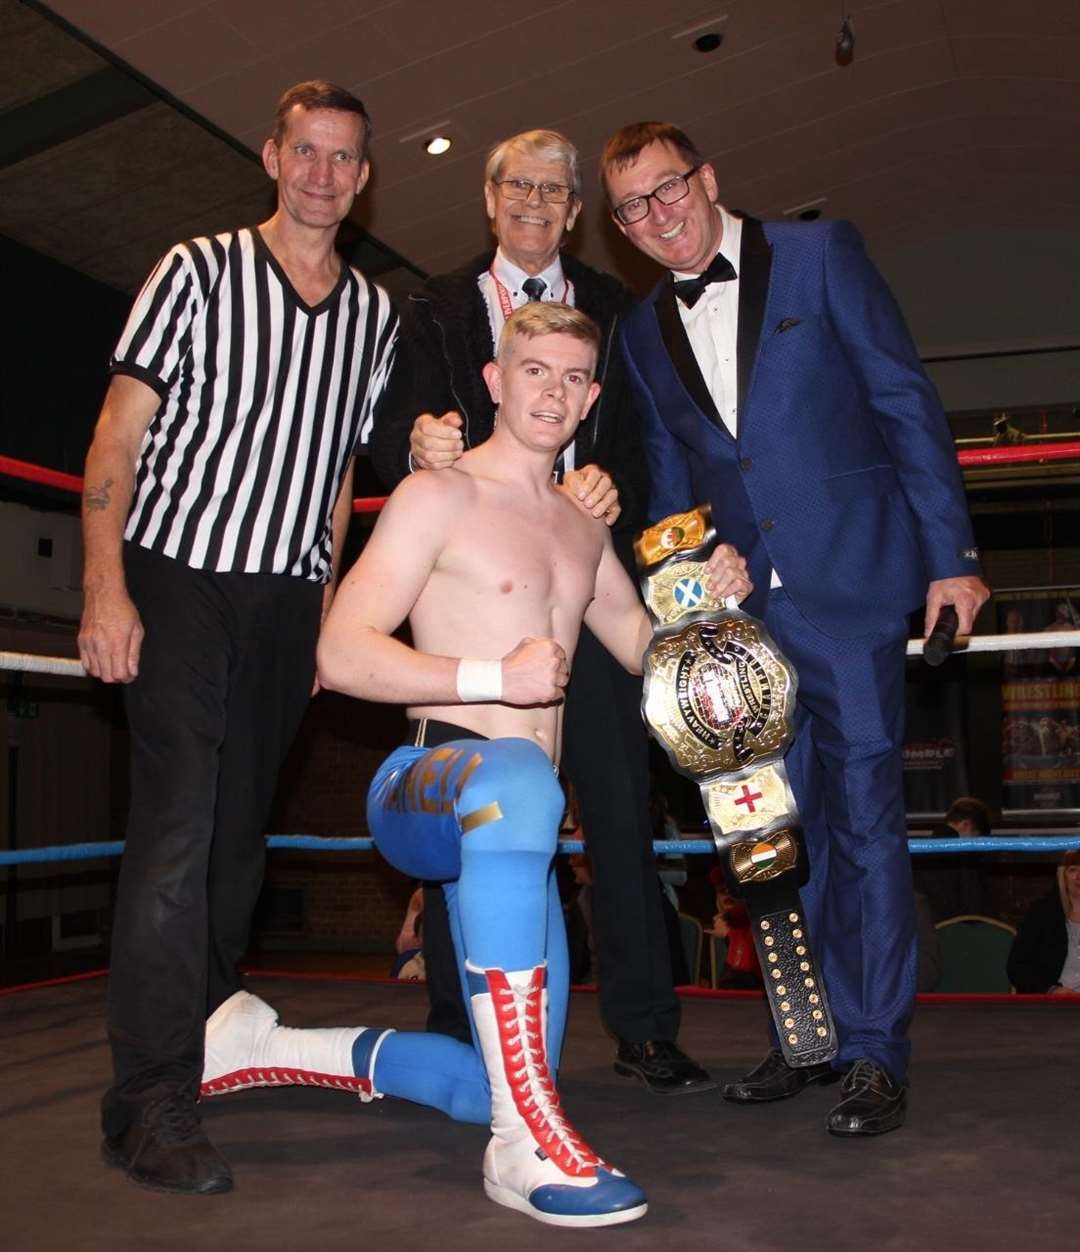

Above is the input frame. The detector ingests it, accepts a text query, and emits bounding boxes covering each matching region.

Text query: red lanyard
[490,268,572,321]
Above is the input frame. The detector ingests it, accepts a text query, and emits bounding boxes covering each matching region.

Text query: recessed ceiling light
[783,197,827,221]
[424,136,452,155]
[694,32,723,52]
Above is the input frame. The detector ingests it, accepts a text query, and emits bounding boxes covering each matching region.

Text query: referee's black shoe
[721,1048,840,1103]
[614,1039,716,1095]
[103,1089,233,1195]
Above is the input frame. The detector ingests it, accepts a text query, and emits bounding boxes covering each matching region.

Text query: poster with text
[999,589,1080,812]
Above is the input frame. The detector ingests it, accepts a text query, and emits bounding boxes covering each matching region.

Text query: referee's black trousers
[102,544,321,1135]
[422,624,681,1047]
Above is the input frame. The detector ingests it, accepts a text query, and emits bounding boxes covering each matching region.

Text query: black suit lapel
[736,217,772,421]
[654,276,727,435]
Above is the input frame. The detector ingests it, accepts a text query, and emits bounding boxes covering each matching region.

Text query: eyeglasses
[612,166,701,225]
[494,177,574,205]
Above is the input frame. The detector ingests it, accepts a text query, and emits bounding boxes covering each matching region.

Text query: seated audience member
[391,887,426,981]
[705,867,763,990]
[915,796,992,922]
[1007,851,1080,994]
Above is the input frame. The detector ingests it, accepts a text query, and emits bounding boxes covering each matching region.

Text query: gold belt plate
[642,616,796,780]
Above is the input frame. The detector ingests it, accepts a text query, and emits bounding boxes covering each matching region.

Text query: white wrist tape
[456,658,503,703]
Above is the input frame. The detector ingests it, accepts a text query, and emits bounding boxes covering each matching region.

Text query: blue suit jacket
[620,217,981,638]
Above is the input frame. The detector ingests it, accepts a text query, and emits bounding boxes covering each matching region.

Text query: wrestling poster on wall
[999,588,1080,812]
[903,662,969,818]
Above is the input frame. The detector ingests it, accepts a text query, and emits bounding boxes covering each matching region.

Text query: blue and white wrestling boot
[201,990,392,1102]
[468,961,648,1228]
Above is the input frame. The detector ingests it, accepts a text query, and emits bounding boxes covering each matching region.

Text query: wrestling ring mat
[3,449,1079,1250]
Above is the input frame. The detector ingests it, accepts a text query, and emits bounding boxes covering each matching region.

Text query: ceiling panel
[4,0,1076,297]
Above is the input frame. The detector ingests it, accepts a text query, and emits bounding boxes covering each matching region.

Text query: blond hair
[496,302,600,364]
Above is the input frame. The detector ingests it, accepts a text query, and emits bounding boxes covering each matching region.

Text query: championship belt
[635,506,837,1067]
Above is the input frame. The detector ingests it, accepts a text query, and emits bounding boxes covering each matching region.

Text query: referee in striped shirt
[78,81,397,1196]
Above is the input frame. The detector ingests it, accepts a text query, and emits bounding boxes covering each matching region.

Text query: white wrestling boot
[201,990,393,1101]
[468,961,647,1228]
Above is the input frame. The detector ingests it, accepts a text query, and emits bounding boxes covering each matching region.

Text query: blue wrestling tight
[357,728,569,1127]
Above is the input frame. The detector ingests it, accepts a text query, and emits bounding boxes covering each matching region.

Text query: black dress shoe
[614,1039,716,1095]
[826,1059,906,1137]
[722,1048,840,1103]
[103,1090,234,1195]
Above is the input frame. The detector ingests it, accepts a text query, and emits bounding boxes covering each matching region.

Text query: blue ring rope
[2,834,1078,866]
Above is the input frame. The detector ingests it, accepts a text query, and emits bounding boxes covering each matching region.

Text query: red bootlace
[489,968,603,1177]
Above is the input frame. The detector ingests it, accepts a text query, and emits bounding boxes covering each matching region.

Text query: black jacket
[1007,889,1068,993]
[368,250,649,540]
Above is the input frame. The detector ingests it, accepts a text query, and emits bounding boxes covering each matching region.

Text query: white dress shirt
[479,249,576,471]
[675,207,781,587]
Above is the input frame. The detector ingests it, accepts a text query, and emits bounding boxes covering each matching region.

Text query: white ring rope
[4,631,1080,679]
[1,650,85,676]
[903,629,1080,658]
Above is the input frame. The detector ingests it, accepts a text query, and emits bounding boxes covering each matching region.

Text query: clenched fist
[501,636,569,706]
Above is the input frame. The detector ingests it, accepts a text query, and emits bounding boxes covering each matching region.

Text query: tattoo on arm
[85,479,114,511]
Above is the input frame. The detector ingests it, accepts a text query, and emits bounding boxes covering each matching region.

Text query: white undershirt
[675,207,780,588]
[479,249,576,472]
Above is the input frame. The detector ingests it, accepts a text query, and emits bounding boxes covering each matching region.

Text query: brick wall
[258,690,414,953]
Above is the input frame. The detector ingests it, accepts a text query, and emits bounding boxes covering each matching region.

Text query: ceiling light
[424,136,452,156]
[835,15,854,66]
[783,197,827,221]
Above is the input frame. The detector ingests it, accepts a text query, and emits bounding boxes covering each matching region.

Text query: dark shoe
[722,1048,840,1103]
[614,1039,716,1095]
[103,1089,234,1195]
[826,1059,906,1137]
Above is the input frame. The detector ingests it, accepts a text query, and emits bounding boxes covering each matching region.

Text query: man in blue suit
[601,122,989,1136]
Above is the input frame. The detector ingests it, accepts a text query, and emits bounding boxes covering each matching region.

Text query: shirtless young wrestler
[197,303,750,1227]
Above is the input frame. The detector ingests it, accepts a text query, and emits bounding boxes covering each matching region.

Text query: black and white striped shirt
[111,227,397,581]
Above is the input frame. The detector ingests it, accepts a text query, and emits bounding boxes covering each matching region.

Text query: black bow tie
[672,252,737,309]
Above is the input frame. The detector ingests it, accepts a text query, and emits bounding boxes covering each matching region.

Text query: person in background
[391,886,426,980]
[1007,850,1080,994]
[915,796,992,923]
[704,866,763,991]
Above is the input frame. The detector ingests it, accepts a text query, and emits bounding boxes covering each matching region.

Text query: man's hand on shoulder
[79,582,144,683]
[561,464,620,526]
[409,411,464,470]
[501,637,569,706]
[925,575,991,637]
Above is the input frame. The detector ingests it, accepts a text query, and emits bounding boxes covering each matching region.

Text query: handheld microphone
[923,604,959,667]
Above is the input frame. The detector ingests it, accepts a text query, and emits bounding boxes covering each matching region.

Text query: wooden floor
[4,975,1076,1252]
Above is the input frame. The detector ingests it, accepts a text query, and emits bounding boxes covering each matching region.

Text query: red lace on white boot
[200,991,392,1100]
[468,961,647,1227]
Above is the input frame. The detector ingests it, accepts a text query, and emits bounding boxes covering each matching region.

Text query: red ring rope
[3,444,1080,515]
